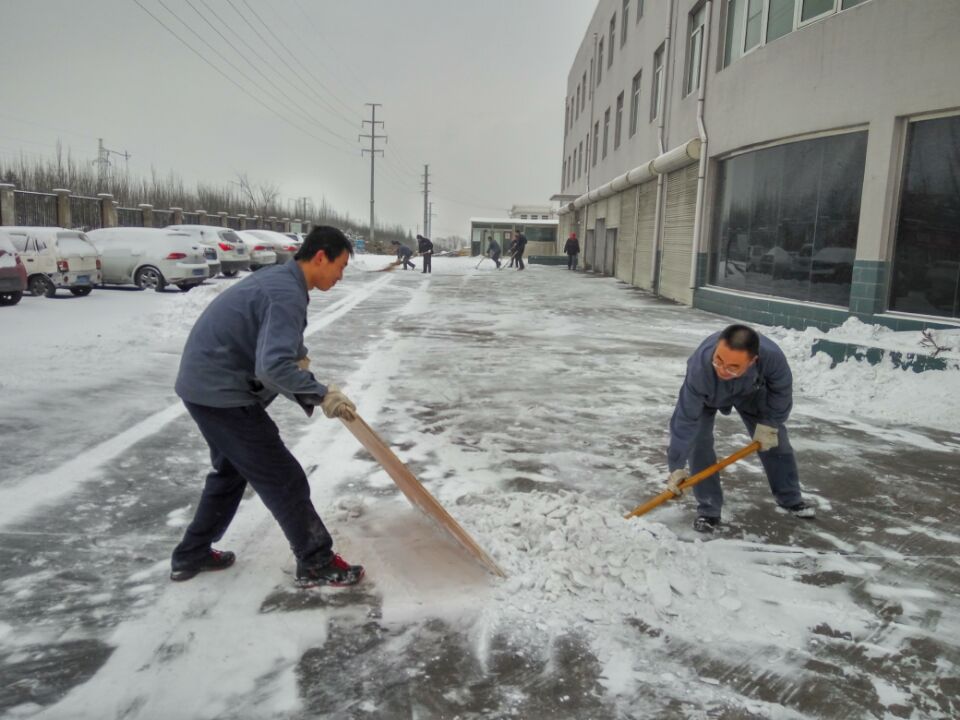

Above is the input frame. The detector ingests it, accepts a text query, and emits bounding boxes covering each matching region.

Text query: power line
[184,0,356,143]
[235,0,362,127]
[132,0,355,156]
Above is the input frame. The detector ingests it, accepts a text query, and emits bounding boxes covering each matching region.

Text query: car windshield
[9,235,28,252]
[220,231,241,243]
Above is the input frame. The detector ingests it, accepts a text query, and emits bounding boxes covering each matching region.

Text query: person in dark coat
[171,226,364,588]
[487,236,502,269]
[664,324,815,533]
[564,232,580,270]
[513,230,527,270]
[506,235,517,268]
[417,234,434,274]
[395,242,415,270]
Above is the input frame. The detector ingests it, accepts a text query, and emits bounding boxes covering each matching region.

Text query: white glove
[753,423,779,451]
[321,384,356,420]
[297,356,311,371]
[666,468,689,497]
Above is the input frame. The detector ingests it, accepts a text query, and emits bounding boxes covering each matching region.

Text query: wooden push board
[340,413,506,578]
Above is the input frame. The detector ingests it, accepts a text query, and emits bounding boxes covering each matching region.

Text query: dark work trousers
[172,401,333,569]
[422,253,432,273]
[491,252,502,269]
[514,250,525,270]
[689,407,802,519]
[401,257,415,270]
[567,252,578,270]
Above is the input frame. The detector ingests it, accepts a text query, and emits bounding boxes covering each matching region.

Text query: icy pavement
[0,257,958,719]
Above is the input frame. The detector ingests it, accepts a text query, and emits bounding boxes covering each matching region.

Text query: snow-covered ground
[1,256,958,719]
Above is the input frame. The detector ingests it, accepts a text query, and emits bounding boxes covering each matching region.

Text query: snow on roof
[469,217,557,225]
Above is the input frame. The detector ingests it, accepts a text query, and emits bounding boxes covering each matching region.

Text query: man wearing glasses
[664,324,815,533]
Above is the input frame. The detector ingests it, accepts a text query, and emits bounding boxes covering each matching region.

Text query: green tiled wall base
[812,339,959,373]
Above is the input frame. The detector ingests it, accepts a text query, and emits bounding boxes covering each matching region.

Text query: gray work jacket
[175,261,327,411]
[667,331,793,471]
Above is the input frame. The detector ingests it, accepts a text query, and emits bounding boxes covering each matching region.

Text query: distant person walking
[513,230,527,271]
[564,232,580,270]
[170,226,364,589]
[417,234,434,274]
[487,236,502,269]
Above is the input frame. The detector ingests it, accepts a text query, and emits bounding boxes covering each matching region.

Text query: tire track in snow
[0,274,394,531]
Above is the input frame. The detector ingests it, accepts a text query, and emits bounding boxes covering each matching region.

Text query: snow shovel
[377,260,402,272]
[623,441,761,519]
[338,411,506,578]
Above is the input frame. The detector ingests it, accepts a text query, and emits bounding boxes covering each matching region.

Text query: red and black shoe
[170,549,236,582]
[296,553,365,589]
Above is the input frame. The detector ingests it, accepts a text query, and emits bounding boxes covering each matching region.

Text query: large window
[622,0,630,45]
[602,108,611,159]
[724,0,867,66]
[629,70,642,136]
[636,0,644,22]
[581,72,587,110]
[685,4,706,96]
[597,39,604,86]
[651,46,664,121]
[576,84,581,119]
[614,92,624,149]
[766,0,795,42]
[578,140,584,178]
[710,131,868,306]
[890,115,960,319]
[609,13,617,67]
[592,122,599,167]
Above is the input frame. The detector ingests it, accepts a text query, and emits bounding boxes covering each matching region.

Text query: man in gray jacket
[170,225,364,588]
[665,324,815,532]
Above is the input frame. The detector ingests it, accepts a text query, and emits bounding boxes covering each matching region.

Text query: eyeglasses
[712,357,750,377]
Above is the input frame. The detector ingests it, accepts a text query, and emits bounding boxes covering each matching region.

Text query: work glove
[753,423,779,451]
[321,384,356,421]
[666,468,689,497]
[296,356,311,371]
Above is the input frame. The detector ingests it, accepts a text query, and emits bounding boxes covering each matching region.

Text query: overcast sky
[2,0,595,238]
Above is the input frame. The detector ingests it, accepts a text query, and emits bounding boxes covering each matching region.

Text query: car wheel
[0,291,23,305]
[135,266,167,292]
[29,275,56,297]
[70,287,93,297]
[221,270,238,278]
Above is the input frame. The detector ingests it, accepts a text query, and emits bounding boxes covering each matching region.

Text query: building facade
[557,0,960,330]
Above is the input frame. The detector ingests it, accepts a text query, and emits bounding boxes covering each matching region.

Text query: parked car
[0,231,28,305]
[810,246,855,283]
[166,225,250,276]
[86,227,210,292]
[240,230,298,265]
[201,246,221,278]
[233,231,277,270]
[3,226,101,297]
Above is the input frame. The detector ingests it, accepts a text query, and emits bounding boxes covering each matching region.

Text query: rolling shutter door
[616,187,637,283]
[659,163,698,304]
[632,181,657,290]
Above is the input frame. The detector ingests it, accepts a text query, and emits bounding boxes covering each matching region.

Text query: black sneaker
[170,549,236,582]
[693,516,720,533]
[784,502,816,519]
[296,553,365,589]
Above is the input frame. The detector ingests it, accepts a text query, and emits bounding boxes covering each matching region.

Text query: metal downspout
[689,0,713,290]
[586,31,599,271]
[650,0,675,291]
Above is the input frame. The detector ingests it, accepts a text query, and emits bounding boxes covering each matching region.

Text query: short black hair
[295,226,354,261]
[719,324,760,357]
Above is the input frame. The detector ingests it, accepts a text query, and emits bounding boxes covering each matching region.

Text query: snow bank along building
[557,0,960,331]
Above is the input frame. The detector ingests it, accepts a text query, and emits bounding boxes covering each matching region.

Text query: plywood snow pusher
[624,441,762,519]
[339,412,506,578]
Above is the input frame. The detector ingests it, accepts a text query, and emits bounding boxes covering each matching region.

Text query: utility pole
[94,138,131,193]
[359,103,386,246]
[428,201,437,238]
[422,164,430,237]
